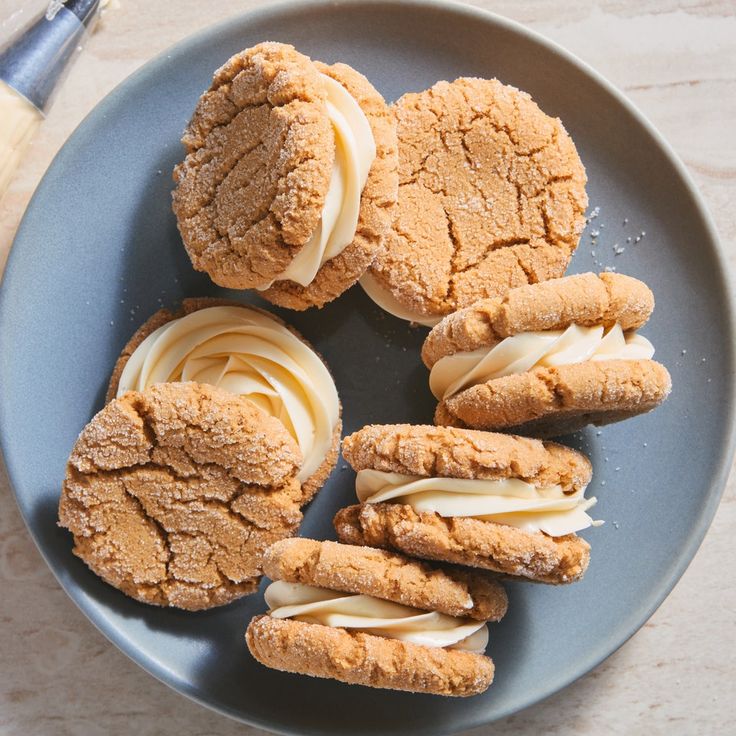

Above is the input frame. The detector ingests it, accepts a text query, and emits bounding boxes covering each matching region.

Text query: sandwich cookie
[361,77,587,326]
[172,42,398,309]
[58,383,303,610]
[334,425,597,584]
[423,272,672,437]
[108,298,341,503]
[246,537,503,696]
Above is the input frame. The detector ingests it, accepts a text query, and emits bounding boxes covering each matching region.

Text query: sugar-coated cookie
[423,273,671,436]
[262,537,508,621]
[58,383,303,610]
[107,297,341,504]
[246,616,494,697]
[362,77,587,325]
[245,537,498,695]
[172,43,398,309]
[335,424,594,584]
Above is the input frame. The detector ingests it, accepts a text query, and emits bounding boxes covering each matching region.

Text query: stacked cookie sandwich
[172,42,398,310]
[334,424,597,584]
[107,297,342,503]
[246,537,506,696]
[422,272,672,436]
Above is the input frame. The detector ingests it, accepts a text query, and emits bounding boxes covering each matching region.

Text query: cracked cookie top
[105,297,342,504]
[262,537,508,621]
[422,272,655,368]
[341,424,592,492]
[172,42,335,290]
[259,61,399,310]
[364,77,588,321]
[58,382,304,610]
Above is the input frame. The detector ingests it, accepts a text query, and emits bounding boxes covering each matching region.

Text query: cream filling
[265,580,488,653]
[356,469,602,537]
[116,306,340,483]
[359,271,443,327]
[261,74,376,289]
[429,323,655,400]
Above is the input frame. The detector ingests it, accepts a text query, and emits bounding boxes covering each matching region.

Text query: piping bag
[0,0,102,197]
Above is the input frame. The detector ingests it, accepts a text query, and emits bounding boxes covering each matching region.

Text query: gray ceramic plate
[0,1,733,734]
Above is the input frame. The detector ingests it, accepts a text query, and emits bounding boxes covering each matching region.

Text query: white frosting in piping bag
[430,323,655,400]
[262,74,376,288]
[356,470,602,537]
[116,306,340,483]
[265,580,489,653]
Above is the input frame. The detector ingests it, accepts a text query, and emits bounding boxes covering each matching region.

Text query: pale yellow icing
[429,323,655,400]
[265,580,488,653]
[116,305,339,483]
[262,74,376,288]
[356,469,602,537]
[359,271,442,327]
[0,82,42,197]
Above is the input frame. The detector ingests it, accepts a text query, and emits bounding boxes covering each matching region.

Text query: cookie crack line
[77,460,266,590]
[186,57,309,154]
[209,154,269,240]
[450,237,532,278]
[59,382,312,609]
[197,136,267,217]
[117,474,173,584]
[131,395,280,491]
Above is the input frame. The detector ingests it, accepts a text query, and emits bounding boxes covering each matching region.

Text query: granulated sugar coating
[368,77,588,319]
[58,383,304,610]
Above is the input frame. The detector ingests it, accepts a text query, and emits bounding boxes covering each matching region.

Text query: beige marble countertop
[1,1,734,734]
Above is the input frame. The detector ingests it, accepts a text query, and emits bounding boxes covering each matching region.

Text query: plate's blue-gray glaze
[0,2,733,734]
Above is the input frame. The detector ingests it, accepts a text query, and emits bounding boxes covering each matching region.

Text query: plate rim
[0,0,734,733]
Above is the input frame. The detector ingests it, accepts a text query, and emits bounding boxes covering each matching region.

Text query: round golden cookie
[422,272,672,437]
[435,359,672,438]
[334,503,590,585]
[58,383,303,610]
[260,61,399,310]
[262,537,508,621]
[365,77,588,322]
[172,42,334,291]
[341,423,592,489]
[246,615,494,697]
[106,297,342,505]
[337,424,592,584]
[422,272,655,368]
